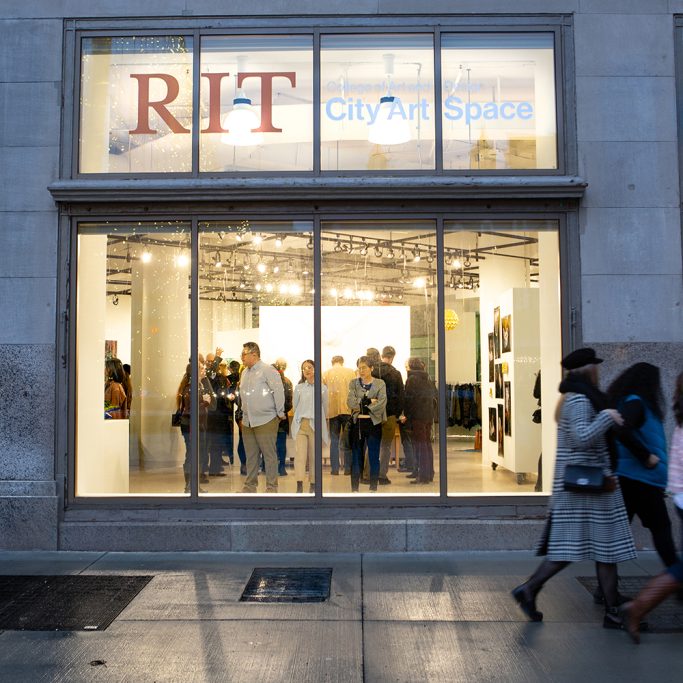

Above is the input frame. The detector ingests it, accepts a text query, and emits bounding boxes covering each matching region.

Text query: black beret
[561,347,603,370]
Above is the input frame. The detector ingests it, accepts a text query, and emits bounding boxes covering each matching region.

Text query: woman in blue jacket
[608,363,676,570]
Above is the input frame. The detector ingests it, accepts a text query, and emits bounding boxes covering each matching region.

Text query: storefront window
[79,37,193,174]
[443,220,561,495]
[321,35,436,171]
[76,222,191,495]
[199,36,313,172]
[197,221,314,496]
[441,34,557,170]
[320,221,439,496]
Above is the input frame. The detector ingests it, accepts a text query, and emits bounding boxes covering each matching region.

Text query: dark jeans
[399,421,414,470]
[276,429,287,471]
[619,476,677,567]
[329,414,351,473]
[181,425,208,475]
[207,424,233,473]
[237,426,246,466]
[412,420,434,483]
[350,418,381,487]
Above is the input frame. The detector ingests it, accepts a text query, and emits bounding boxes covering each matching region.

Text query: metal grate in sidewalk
[240,567,332,603]
[0,575,153,631]
[577,576,683,633]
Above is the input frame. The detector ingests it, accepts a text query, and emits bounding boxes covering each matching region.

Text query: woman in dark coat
[401,357,436,484]
[511,348,636,629]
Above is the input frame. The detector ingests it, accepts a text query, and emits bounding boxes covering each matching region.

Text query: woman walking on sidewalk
[624,371,683,643]
[511,348,637,629]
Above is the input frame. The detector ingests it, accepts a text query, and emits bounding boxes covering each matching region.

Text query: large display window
[441,34,557,170]
[76,27,560,175]
[74,217,561,500]
[79,37,194,174]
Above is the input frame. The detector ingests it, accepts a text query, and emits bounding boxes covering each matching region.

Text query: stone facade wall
[0,1,681,550]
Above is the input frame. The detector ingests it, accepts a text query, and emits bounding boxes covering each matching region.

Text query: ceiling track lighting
[374,244,383,258]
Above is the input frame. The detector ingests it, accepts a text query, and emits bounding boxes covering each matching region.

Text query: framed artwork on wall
[504,381,511,436]
[502,314,511,353]
[488,407,497,442]
[497,404,504,456]
[493,307,500,358]
[488,333,495,382]
[495,363,503,398]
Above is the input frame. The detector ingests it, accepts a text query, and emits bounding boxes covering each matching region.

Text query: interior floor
[125,438,541,497]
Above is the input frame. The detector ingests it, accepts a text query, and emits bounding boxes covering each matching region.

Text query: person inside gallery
[368,346,404,485]
[347,355,387,492]
[238,341,285,494]
[104,358,129,420]
[323,355,356,476]
[292,359,329,493]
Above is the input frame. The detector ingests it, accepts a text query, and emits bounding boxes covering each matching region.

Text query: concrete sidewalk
[0,550,681,682]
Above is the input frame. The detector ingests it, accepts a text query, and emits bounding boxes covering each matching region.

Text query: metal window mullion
[313,216,322,496]
[192,29,201,176]
[313,31,321,175]
[433,28,443,174]
[436,216,448,499]
[190,218,199,498]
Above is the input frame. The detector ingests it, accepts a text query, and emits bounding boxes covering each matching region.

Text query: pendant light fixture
[368,54,411,146]
[221,57,263,147]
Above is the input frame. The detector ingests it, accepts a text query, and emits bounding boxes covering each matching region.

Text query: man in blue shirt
[239,341,285,493]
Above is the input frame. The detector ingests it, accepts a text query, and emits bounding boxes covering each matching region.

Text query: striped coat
[543,393,637,563]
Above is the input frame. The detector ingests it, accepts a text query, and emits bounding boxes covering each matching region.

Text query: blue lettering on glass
[443,96,534,124]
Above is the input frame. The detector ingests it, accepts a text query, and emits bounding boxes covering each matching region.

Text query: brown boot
[623,572,680,644]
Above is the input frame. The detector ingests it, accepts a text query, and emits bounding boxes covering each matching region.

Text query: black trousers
[619,476,677,567]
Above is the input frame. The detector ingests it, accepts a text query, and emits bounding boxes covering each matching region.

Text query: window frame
[62,206,573,509]
[65,15,574,179]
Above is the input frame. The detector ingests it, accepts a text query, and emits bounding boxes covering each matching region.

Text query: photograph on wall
[502,314,511,353]
[105,340,118,360]
[504,381,512,436]
[497,404,504,456]
[493,307,501,357]
[495,363,503,398]
[488,407,497,442]
[488,333,495,382]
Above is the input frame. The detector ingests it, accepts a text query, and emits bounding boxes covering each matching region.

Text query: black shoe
[278,468,288,476]
[511,585,543,622]
[369,481,378,492]
[397,467,411,473]
[361,478,370,485]
[240,466,247,476]
[330,471,339,475]
[593,589,631,606]
[200,474,210,484]
[209,472,227,477]
[344,469,352,476]
[378,477,391,485]
[603,607,625,630]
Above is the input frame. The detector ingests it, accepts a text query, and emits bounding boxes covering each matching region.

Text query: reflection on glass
[80,37,193,173]
[200,36,313,172]
[76,222,191,495]
[198,221,314,495]
[441,34,557,170]
[321,35,436,171]
[443,221,560,495]
[321,221,439,496]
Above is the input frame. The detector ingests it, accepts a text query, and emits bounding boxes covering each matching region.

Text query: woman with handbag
[511,348,636,629]
[623,371,683,643]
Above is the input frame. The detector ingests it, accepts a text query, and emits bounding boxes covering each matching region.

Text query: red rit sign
[129,71,297,135]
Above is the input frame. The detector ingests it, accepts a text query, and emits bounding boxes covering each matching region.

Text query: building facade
[1,1,681,551]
